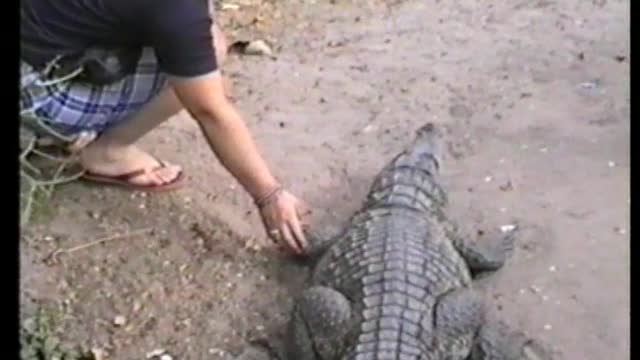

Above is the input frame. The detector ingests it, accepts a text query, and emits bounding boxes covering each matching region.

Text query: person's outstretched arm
[170,71,309,254]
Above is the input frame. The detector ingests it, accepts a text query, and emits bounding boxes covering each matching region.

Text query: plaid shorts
[20,48,167,136]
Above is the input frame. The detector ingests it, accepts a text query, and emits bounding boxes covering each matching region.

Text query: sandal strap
[85,160,168,182]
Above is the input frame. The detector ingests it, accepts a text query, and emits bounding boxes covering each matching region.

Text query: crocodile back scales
[311,124,473,359]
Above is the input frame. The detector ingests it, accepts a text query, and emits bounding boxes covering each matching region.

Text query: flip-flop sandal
[82,160,186,192]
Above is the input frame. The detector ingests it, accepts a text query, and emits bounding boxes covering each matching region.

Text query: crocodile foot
[455,225,518,276]
[433,287,485,358]
[288,286,353,360]
[470,318,554,360]
[234,346,274,360]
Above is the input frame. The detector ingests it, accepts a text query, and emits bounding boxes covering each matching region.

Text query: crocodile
[237,123,553,360]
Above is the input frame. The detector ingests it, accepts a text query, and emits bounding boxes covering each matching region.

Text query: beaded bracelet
[254,185,284,209]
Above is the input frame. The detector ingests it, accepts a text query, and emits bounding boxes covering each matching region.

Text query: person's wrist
[254,184,283,209]
[248,175,281,205]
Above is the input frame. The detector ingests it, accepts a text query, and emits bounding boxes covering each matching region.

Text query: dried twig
[20,63,89,227]
[45,227,153,265]
[19,115,85,226]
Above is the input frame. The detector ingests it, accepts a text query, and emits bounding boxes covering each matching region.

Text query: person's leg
[80,25,228,187]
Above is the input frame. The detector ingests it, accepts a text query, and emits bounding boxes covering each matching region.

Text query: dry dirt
[20,0,629,359]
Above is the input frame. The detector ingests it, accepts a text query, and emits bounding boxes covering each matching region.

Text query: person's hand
[257,187,310,255]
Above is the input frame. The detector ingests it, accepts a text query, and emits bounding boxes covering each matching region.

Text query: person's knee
[212,25,228,66]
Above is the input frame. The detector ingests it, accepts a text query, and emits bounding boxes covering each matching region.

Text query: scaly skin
[237,124,553,360]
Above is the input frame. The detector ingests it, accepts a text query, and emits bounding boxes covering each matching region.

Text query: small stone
[500,224,517,233]
[196,237,205,247]
[139,203,146,209]
[498,158,506,164]
[256,324,265,331]
[544,324,552,331]
[519,289,526,295]
[133,301,142,313]
[43,235,55,242]
[614,227,627,235]
[484,176,493,183]
[114,315,127,326]
[220,3,240,10]
[549,265,556,272]
[362,124,377,133]
[244,40,274,57]
[160,355,173,360]
[576,81,601,97]
[539,147,548,153]
[209,348,225,355]
[608,161,616,168]
[91,348,107,360]
[530,285,541,294]
[542,295,549,302]
[499,207,508,213]
[614,55,627,63]
[499,181,514,191]
[140,192,147,198]
[146,349,166,359]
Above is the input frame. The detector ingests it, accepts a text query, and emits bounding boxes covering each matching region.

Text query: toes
[132,164,182,186]
[157,164,182,184]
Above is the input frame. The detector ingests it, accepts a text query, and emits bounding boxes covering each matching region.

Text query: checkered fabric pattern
[20,48,167,136]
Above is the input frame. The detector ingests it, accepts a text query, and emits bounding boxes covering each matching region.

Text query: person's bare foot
[80,142,183,187]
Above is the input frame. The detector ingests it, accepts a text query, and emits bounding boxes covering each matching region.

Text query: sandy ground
[20,0,629,359]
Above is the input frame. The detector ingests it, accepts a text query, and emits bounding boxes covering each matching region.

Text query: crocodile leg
[434,288,486,359]
[287,286,353,360]
[234,346,275,360]
[470,318,554,360]
[447,222,517,275]
[304,228,344,260]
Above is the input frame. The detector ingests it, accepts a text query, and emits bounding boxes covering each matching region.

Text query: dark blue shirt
[21,0,217,77]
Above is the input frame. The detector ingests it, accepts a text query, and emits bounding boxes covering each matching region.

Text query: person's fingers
[296,200,312,218]
[279,224,301,254]
[261,203,282,239]
[267,228,281,243]
[288,212,308,252]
